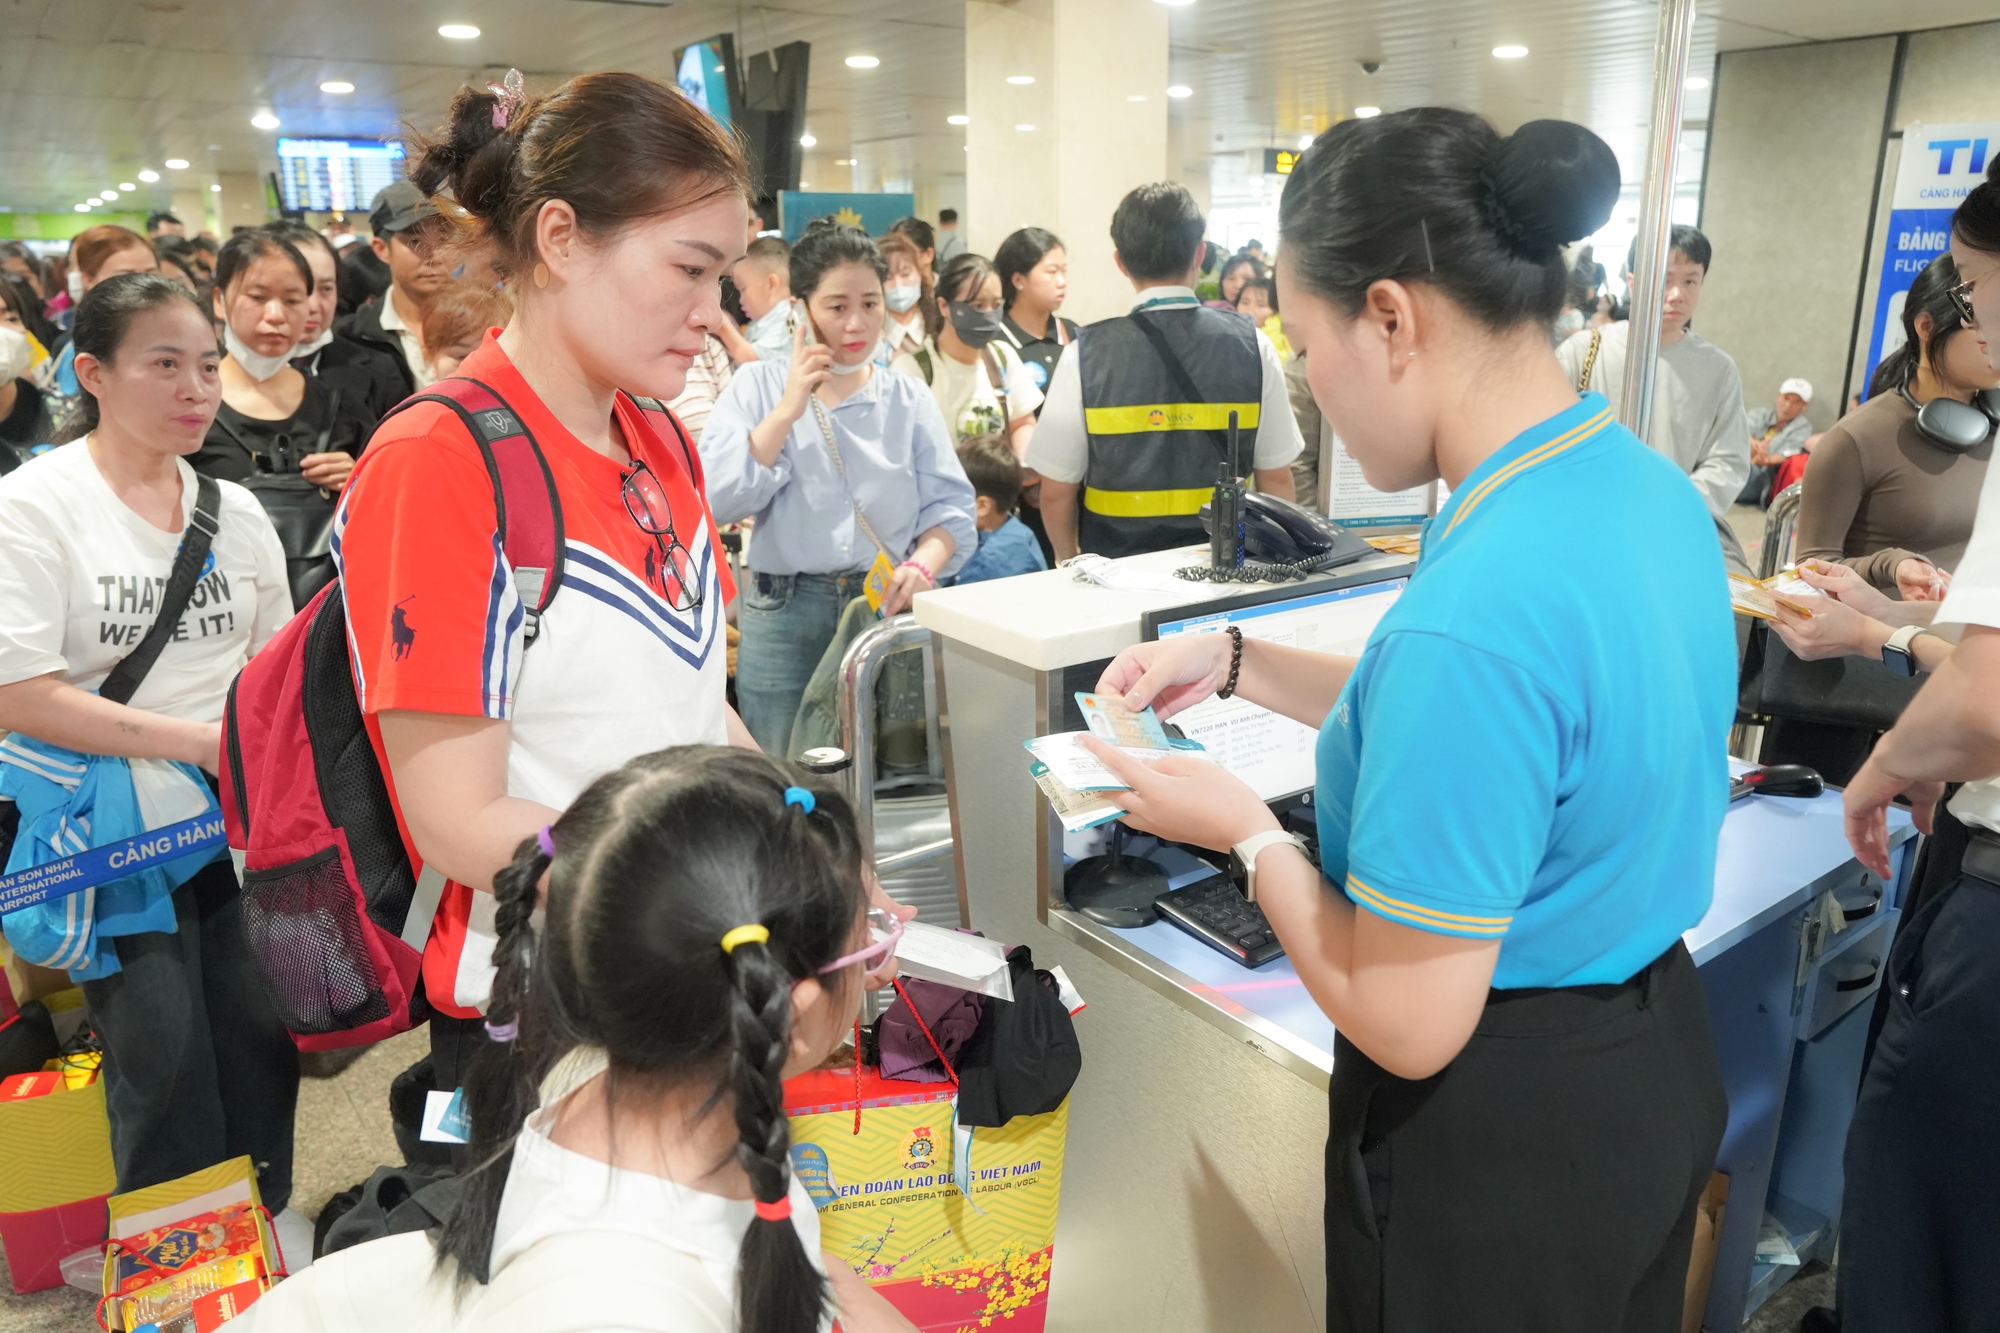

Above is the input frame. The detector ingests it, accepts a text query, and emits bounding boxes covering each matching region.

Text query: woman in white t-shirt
[0,273,306,1254]
[892,253,1042,460]
[247,748,916,1333]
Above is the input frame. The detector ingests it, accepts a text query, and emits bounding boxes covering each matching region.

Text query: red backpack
[219,378,700,1050]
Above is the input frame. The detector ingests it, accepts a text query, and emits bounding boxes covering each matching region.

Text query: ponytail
[434,832,555,1287]
[724,940,828,1333]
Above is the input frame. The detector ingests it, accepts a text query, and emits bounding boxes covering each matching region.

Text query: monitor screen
[276,138,406,213]
[678,40,734,129]
[1149,577,1407,804]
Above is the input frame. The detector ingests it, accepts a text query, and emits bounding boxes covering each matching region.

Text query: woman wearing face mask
[702,220,976,756]
[264,221,409,439]
[193,231,366,607]
[1084,111,1731,1330]
[893,254,1043,462]
[874,232,933,368]
[0,283,55,470]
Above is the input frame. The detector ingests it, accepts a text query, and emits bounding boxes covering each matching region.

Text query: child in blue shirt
[949,435,1049,585]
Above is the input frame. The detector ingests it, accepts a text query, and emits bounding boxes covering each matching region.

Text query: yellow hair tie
[719,923,771,954]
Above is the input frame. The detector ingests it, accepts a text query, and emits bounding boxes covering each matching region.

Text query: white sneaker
[272,1206,315,1274]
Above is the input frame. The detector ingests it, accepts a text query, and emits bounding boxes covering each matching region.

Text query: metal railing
[1760,482,1805,579]
[834,614,954,875]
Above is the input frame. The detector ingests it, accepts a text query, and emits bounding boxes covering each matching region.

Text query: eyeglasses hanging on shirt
[621,460,705,612]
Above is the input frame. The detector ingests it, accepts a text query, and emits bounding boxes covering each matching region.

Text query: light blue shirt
[700,360,978,578]
[1313,393,1736,988]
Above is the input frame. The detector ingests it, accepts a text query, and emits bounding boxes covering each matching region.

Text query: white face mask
[294,326,335,360]
[885,283,922,314]
[224,322,296,382]
[67,270,84,301]
[0,326,30,382]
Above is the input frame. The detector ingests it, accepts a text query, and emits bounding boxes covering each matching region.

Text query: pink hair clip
[489,68,525,129]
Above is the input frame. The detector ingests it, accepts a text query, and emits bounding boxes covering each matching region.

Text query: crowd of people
[1,61,1997,1333]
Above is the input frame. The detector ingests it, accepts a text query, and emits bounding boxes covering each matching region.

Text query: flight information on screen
[276,138,406,212]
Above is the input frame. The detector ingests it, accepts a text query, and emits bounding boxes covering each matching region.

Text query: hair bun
[1484,120,1622,255]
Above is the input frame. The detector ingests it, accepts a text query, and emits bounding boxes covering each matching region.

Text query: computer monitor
[1142,566,1411,805]
[676,35,738,129]
[276,138,405,213]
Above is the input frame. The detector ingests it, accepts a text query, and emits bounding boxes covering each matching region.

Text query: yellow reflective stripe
[1084,402,1261,434]
[1082,486,1213,518]
[1345,875,1513,937]
[1438,408,1614,542]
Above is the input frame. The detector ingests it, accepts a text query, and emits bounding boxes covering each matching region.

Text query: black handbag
[211,388,342,609]
[1738,619,1922,732]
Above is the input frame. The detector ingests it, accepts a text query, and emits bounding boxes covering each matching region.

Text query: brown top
[1793,389,1991,590]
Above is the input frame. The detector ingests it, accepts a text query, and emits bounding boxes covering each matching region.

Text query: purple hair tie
[536,826,555,858]
[484,1017,519,1043]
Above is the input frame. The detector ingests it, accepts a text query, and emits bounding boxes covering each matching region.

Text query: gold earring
[533,262,550,289]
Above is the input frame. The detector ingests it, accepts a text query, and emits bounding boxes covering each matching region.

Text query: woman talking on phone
[702,219,976,756]
[1085,110,1734,1331]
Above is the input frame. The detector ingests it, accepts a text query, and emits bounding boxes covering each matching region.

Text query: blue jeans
[736,570,866,755]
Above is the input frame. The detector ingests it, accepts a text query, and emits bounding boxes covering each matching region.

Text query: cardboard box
[786,1067,1066,1333]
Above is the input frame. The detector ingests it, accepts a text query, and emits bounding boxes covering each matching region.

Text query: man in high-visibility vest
[1029,182,1302,560]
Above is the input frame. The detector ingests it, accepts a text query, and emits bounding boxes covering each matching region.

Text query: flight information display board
[276,138,406,212]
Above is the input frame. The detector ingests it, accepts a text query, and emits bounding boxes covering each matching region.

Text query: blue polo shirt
[1314,394,1735,988]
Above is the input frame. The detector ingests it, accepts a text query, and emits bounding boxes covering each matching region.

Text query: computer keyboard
[1154,872,1286,967]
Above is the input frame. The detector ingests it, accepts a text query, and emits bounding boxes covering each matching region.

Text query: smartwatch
[1881,623,1927,678]
[1232,830,1309,902]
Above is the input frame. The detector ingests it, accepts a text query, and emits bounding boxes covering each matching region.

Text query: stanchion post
[1621,0,1700,437]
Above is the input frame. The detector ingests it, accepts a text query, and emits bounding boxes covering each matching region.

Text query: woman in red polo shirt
[331,71,775,1089]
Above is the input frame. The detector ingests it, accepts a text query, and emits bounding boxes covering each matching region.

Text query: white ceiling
[2,0,1997,216]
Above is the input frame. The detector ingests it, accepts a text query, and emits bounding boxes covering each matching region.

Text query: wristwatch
[1232,829,1309,902]
[1881,623,1927,678]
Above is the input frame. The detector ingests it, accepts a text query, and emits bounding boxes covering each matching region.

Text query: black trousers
[80,859,301,1211]
[1836,865,2000,1332]
[1324,941,1726,1333]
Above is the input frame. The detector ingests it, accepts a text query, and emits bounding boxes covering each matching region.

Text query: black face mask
[948,300,1004,350]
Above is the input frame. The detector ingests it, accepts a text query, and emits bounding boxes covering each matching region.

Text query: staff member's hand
[777,311,832,422]
[1844,751,1944,879]
[1096,631,1235,720]
[300,451,355,491]
[1080,737,1277,853]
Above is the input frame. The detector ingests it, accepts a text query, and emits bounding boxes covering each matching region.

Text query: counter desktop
[908,543,1915,1333]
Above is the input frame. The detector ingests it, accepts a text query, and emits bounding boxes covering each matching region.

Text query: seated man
[1740,377,1814,507]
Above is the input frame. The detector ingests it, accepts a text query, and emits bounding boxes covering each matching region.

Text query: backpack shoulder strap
[626,395,706,493]
[914,346,934,386]
[980,346,1011,422]
[382,378,565,644]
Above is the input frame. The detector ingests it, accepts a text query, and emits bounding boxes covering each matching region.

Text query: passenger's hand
[1794,559,1896,620]
[1095,631,1235,720]
[825,1255,920,1332]
[1769,594,1886,662]
[778,312,832,421]
[1081,738,1277,853]
[1844,752,1944,879]
[876,563,930,617]
[862,867,918,992]
[1896,557,1949,603]
[299,451,355,491]
[1749,440,1771,467]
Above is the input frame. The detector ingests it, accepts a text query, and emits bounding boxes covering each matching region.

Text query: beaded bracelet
[1216,625,1245,699]
[899,558,935,587]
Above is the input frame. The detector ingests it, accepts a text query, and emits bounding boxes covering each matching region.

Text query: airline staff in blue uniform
[1088,109,1738,1332]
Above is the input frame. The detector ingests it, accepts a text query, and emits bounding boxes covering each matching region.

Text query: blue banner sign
[778,192,916,241]
[0,812,226,915]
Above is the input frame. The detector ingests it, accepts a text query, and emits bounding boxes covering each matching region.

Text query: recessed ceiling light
[75,203,91,212]
[1016,124,1036,132]
[1154,0,1197,6]
[138,169,160,182]
[251,110,280,130]
[947,114,969,126]
[844,55,878,69]
[119,182,136,191]
[438,23,479,39]
[321,80,355,94]
[1353,106,1381,118]
[211,183,222,192]
[98,193,116,203]
[1685,76,1709,90]
[1493,45,1529,59]
[1166,85,1193,99]
[165,158,189,169]
[1006,75,1035,85]
[799,133,817,147]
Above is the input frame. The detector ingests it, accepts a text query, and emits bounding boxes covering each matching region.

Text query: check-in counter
[910,546,1916,1332]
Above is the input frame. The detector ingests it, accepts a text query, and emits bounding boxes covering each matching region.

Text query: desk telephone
[1178,410,1376,582]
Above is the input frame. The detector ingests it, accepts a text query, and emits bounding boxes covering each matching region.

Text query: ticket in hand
[1075,692,1171,749]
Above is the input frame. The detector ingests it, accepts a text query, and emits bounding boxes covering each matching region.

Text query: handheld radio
[1208,409,1246,571]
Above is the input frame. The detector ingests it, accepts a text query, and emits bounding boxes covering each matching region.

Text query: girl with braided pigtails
[246,745,919,1333]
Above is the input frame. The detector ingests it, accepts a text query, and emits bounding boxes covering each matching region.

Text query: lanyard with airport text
[0,812,227,914]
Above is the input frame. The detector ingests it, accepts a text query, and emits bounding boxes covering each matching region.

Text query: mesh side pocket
[241,847,392,1036]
